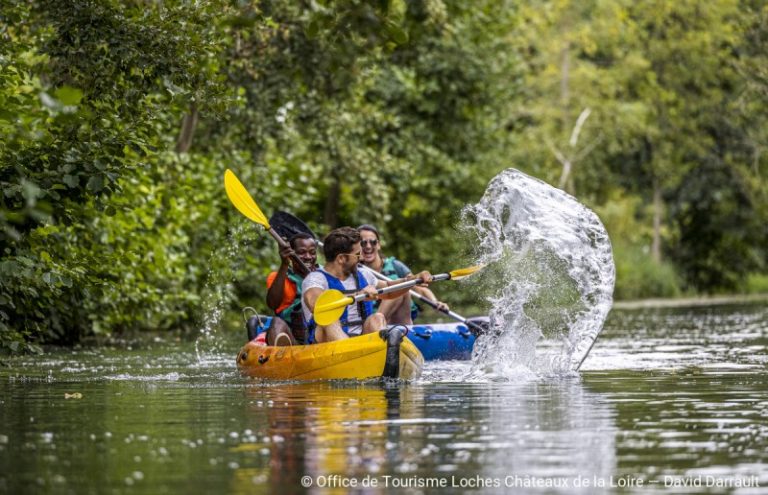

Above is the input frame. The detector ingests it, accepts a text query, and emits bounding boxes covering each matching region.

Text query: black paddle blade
[466,316,492,336]
[269,210,317,242]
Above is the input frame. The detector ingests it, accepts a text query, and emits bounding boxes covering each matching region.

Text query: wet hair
[357,224,380,240]
[289,232,315,250]
[323,227,361,261]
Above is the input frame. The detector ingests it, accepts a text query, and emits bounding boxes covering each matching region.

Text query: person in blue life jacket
[264,233,318,345]
[358,224,449,325]
[301,227,435,344]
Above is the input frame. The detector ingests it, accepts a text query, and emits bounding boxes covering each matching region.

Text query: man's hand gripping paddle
[313,265,484,326]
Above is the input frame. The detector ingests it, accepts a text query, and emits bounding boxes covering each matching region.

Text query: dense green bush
[612,243,682,300]
[593,192,681,299]
[2,0,768,353]
[0,0,231,351]
[1,0,520,352]
[744,274,768,294]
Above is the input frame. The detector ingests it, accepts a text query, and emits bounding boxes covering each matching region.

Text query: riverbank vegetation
[2,0,767,351]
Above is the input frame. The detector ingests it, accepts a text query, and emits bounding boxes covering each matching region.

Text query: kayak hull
[408,322,477,361]
[237,329,423,381]
[244,317,486,363]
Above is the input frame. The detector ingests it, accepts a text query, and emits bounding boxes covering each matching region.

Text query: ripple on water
[581,304,768,372]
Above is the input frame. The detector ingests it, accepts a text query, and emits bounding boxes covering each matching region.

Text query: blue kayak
[247,317,484,361]
[407,322,476,360]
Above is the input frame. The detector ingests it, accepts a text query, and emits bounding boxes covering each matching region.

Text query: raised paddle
[269,210,488,334]
[223,170,310,277]
[313,265,483,326]
[270,210,316,245]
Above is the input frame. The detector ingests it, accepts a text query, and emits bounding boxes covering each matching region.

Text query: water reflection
[2,304,767,494]
[585,370,768,486]
[234,383,420,493]
[232,379,617,493]
[478,380,617,492]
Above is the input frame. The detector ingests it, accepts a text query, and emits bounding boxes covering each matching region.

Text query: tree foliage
[0,0,231,351]
[505,0,767,293]
[1,0,520,351]
[1,0,767,352]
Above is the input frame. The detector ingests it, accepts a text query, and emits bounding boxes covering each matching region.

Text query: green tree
[1,0,524,351]
[506,0,767,294]
[1,0,230,350]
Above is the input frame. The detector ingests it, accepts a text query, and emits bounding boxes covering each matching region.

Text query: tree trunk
[324,174,341,228]
[558,159,572,191]
[175,103,198,153]
[560,42,570,107]
[651,179,663,263]
[557,108,591,194]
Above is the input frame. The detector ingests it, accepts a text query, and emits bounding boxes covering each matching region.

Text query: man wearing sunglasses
[301,227,433,343]
[358,224,449,325]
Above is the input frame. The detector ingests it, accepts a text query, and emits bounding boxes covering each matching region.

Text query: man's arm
[303,287,323,314]
[266,245,293,311]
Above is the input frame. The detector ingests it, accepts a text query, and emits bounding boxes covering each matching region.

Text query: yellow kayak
[236,327,423,380]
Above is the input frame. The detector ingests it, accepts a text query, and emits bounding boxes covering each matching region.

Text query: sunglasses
[361,239,379,247]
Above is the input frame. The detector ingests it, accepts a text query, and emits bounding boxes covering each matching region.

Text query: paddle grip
[414,294,453,315]
[367,266,466,323]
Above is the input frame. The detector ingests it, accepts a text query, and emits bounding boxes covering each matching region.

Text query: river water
[1,303,766,494]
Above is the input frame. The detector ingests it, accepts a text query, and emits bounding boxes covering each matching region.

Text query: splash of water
[463,169,615,377]
[194,223,249,364]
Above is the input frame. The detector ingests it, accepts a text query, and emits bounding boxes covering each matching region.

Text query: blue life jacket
[307,269,374,343]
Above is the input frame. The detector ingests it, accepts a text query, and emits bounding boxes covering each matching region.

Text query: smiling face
[359,229,380,265]
[292,237,317,270]
[342,242,363,273]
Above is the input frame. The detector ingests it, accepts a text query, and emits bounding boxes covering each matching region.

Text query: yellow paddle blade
[224,169,270,229]
[313,289,354,326]
[448,264,485,280]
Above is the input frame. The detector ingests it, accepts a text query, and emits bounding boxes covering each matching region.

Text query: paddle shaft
[411,295,486,333]
[367,267,485,332]
[311,238,480,330]
[575,331,599,371]
[347,273,450,305]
